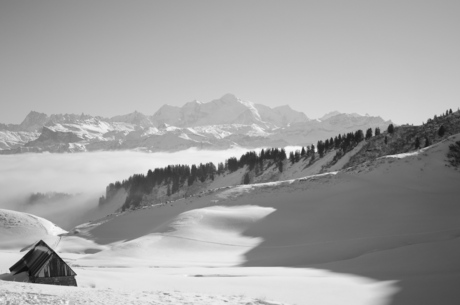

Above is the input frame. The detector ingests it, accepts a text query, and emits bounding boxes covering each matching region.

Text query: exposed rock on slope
[343,110,460,168]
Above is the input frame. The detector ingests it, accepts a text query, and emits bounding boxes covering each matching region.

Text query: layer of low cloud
[0,146,303,229]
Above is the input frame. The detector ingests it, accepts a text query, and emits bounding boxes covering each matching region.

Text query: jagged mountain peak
[111,111,152,127]
[183,100,203,107]
[273,105,293,111]
[319,111,341,121]
[319,111,379,122]
[149,94,311,128]
[219,93,239,103]
[111,111,148,120]
[19,111,49,132]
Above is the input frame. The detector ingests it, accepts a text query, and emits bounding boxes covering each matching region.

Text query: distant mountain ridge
[0,94,391,153]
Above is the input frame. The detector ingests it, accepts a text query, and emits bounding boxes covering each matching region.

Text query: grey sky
[1,1,459,125]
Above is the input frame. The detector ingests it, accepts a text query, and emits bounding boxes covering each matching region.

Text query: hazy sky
[1,1,459,125]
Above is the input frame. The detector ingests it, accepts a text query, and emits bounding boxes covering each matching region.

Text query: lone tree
[438,125,446,137]
[387,124,395,134]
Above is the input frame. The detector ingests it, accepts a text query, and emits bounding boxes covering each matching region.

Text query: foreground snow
[0,199,394,305]
[0,280,285,305]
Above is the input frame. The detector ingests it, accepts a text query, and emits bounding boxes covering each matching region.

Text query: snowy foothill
[0,209,66,250]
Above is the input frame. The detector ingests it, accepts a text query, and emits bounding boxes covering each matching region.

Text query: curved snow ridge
[76,205,276,268]
[0,209,66,236]
[378,134,460,160]
[0,209,67,249]
[378,147,429,159]
[216,172,339,200]
[254,171,339,187]
[27,213,68,236]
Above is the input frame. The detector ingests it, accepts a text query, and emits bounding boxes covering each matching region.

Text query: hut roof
[9,240,77,277]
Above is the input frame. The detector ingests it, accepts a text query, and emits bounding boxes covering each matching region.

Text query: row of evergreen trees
[101,147,292,210]
[285,126,388,167]
[428,109,453,123]
[102,122,409,210]
[102,109,459,211]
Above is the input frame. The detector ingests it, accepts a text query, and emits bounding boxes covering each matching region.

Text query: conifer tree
[217,162,224,174]
[294,150,301,162]
[317,140,325,158]
[243,173,250,185]
[415,137,420,149]
[289,151,295,164]
[384,135,388,145]
[449,109,453,114]
[438,125,446,137]
[365,128,373,140]
[278,160,283,172]
[280,148,287,161]
[387,124,395,134]
[354,130,364,142]
[375,127,381,136]
[301,147,306,157]
[425,136,431,147]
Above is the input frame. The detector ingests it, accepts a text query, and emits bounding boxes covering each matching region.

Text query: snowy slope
[0,209,66,249]
[0,130,39,150]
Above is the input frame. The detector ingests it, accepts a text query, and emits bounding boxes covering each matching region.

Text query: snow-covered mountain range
[0,94,391,153]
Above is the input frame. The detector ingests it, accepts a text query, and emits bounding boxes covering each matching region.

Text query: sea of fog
[0,146,302,229]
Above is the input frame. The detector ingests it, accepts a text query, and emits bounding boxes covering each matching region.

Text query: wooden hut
[9,240,77,286]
